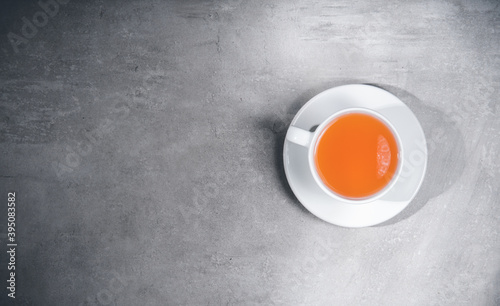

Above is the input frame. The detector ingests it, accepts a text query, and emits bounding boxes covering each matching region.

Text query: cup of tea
[286,107,403,204]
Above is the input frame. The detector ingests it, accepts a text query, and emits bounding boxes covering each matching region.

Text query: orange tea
[314,113,399,199]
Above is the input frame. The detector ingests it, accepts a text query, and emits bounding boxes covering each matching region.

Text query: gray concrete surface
[0,0,499,305]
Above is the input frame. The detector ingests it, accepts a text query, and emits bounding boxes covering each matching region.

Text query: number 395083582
[7,192,15,243]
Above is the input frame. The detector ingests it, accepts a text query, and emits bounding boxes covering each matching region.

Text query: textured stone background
[0,0,499,305]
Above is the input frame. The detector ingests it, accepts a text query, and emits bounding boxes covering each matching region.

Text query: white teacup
[285,107,404,204]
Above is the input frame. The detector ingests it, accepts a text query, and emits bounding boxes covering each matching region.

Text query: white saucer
[283,84,427,228]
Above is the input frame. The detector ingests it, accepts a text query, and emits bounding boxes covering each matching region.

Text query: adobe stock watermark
[398,79,495,182]
[52,100,130,181]
[179,178,221,228]
[179,156,256,228]
[79,271,130,306]
[178,116,277,228]
[267,235,336,305]
[7,0,70,54]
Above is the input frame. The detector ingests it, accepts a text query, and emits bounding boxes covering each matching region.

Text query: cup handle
[286,126,313,147]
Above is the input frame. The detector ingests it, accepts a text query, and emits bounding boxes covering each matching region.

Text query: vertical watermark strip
[6,192,17,299]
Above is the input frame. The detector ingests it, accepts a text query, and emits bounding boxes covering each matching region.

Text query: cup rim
[307,107,404,204]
